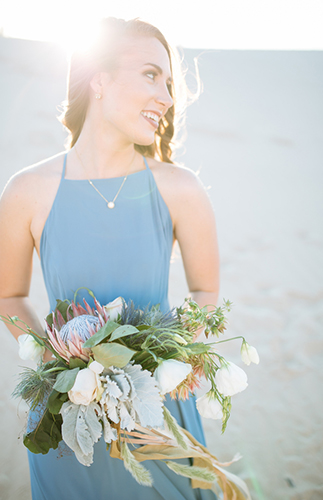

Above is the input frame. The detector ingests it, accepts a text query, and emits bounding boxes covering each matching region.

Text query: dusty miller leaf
[60,401,102,466]
[124,364,163,428]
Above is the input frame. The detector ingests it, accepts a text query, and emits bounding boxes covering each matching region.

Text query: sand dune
[0,37,322,500]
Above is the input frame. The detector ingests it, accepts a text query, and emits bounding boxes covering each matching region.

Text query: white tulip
[215,361,248,397]
[103,297,123,321]
[68,365,103,405]
[18,334,45,363]
[196,392,223,420]
[154,359,192,394]
[241,342,260,366]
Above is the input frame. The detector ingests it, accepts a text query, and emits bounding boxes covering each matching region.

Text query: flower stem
[213,336,245,345]
[43,367,67,374]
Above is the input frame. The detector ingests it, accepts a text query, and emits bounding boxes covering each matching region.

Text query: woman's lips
[141,114,159,129]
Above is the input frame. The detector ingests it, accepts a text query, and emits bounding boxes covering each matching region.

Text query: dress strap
[61,152,68,179]
[143,156,150,171]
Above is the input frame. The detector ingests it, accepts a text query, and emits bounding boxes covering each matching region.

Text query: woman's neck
[71,121,143,179]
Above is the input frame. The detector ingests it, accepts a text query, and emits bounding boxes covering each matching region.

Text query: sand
[0,37,322,500]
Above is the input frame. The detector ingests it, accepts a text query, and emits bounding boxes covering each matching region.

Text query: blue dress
[28,153,217,500]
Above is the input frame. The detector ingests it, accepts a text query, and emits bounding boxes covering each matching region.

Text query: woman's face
[97,35,174,146]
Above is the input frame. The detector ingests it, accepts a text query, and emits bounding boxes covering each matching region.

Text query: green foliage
[23,409,62,454]
[177,298,233,339]
[45,299,70,327]
[69,357,87,369]
[53,368,80,393]
[83,321,119,348]
[183,343,210,355]
[47,389,69,414]
[92,343,135,368]
[221,396,232,433]
[110,325,139,341]
[121,441,153,486]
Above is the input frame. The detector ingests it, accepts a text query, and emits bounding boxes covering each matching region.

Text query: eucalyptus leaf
[69,357,87,369]
[92,343,135,368]
[53,368,80,393]
[83,321,119,348]
[47,389,68,414]
[109,325,139,342]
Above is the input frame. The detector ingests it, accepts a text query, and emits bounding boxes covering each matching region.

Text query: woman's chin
[134,136,155,148]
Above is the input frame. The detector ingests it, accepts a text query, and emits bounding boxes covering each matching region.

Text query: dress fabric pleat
[28,154,217,500]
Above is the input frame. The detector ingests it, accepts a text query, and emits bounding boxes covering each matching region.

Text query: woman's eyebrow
[143,63,172,82]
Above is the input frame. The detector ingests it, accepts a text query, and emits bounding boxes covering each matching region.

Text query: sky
[0,0,322,50]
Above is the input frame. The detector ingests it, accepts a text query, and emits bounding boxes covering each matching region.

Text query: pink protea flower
[46,299,110,363]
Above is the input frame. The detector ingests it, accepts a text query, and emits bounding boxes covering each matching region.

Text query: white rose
[68,362,104,405]
[103,297,123,321]
[18,334,45,363]
[154,359,192,394]
[241,342,260,366]
[196,392,223,420]
[215,361,248,397]
[88,360,105,374]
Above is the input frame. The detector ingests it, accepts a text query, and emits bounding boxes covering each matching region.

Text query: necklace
[74,147,135,209]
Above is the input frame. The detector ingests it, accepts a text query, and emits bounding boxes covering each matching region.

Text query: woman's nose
[156,83,174,110]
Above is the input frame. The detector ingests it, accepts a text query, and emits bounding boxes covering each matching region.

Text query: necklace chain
[74,147,135,209]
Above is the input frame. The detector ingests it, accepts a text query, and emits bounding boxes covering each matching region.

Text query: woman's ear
[89,72,105,96]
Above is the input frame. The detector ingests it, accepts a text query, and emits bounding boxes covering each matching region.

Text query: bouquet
[2,291,259,499]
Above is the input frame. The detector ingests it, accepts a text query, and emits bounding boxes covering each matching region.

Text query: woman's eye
[145,71,157,81]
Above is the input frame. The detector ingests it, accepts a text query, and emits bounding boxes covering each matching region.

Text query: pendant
[107,201,115,209]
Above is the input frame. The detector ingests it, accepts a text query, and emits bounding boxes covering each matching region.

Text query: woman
[0,18,219,500]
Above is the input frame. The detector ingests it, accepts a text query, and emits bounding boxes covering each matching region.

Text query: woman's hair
[59,17,194,163]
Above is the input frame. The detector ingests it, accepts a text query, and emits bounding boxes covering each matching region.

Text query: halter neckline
[61,152,150,181]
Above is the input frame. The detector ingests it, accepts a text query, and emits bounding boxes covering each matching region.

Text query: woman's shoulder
[149,157,204,189]
[1,152,65,203]
[3,152,65,191]
[147,157,212,227]
[148,157,208,203]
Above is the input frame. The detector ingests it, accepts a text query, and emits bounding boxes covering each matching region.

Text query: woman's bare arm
[0,172,45,341]
[169,168,219,341]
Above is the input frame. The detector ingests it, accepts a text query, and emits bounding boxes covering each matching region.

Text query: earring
[95,93,102,100]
